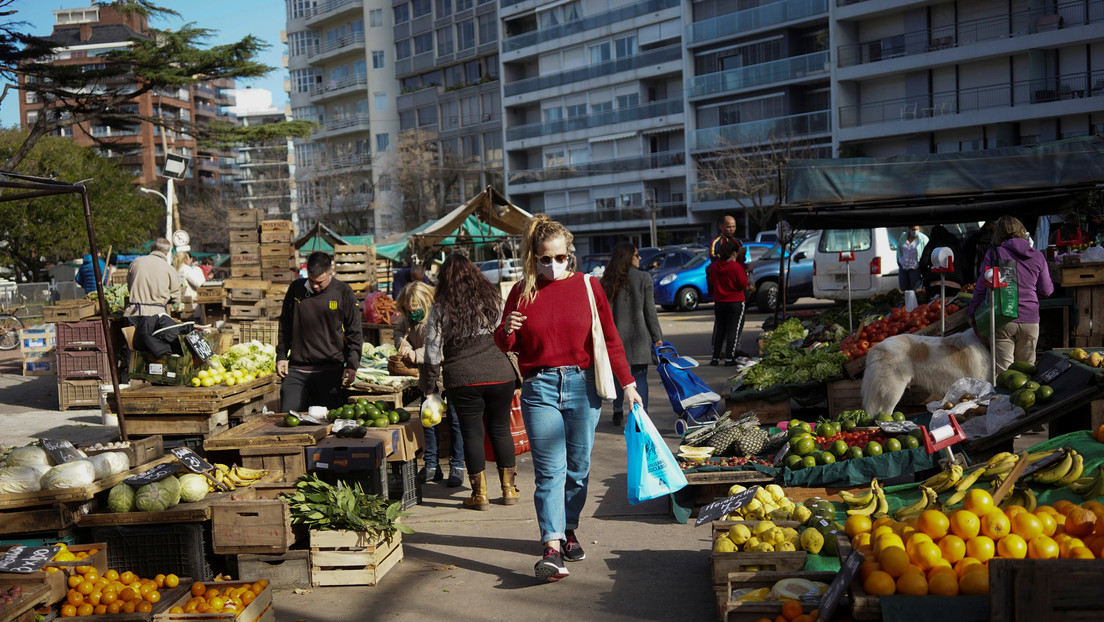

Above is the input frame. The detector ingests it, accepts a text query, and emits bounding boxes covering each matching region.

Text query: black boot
[612,411,624,426]
[446,466,466,488]
[418,463,442,484]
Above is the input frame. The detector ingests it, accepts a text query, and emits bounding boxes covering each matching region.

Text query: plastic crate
[56,320,107,351]
[57,349,111,379]
[59,379,101,411]
[90,523,214,581]
[387,459,421,510]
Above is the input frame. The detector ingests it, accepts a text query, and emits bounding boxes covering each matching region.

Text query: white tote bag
[583,275,617,400]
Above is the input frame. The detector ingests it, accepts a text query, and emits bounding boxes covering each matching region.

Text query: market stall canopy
[410,186,532,248]
[294,222,373,255]
[781,136,1104,229]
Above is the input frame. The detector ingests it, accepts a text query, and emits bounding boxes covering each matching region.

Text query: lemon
[233,370,245,378]
[201,377,216,387]
[197,370,209,379]
[191,377,202,387]
[225,377,236,386]
[753,520,777,536]
[244,374,256,382]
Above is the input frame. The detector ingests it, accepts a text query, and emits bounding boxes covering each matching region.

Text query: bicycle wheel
[0,314,24,350]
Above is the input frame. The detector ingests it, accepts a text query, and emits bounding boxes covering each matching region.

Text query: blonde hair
[396,281,435,314]
[994,216,1028,244]
[172,252,191,271]
[519,214,574,304]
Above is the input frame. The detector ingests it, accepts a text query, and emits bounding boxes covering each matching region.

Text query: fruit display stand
[671,469,776,524]
[114,375,278,439]
[153,580,274,622]
[989,558,1104,619]
[347,377,417,410]
[719,570,838,622]
[202,415,329,488]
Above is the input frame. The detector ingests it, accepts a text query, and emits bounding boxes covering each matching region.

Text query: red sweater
[708,260,748,303]
[494,272,633,388]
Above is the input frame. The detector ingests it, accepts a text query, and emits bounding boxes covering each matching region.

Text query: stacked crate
[20,324,56,377]
[226,278,270,321]
[227,208,263,319]
[333,244,377,300]
[260,219,298,285]
[56,321,111,410]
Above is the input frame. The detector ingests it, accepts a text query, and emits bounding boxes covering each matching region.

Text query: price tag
[819,548,864,622]
[124,462,181,486]
[40,439,84,464]
[0,545,62,574]
[876,420,919,434]
[171,447,213,473]
[1038,359,1070,384]
[184,331,214,362]
[695,486,759,527]
[1020,449,1066,479]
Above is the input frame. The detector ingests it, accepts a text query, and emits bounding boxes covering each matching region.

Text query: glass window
[414,33,433,55]
[615,36,637,58]
[369,9,383,27]
[436,0,451,17]
[400,109,415,130]
[461,96,478,126]
[464,60,480,84]
[567,103,586,117]
[617,93,639,109]
[444,64,463,89]
[477,13,497,44]
[437,27,454,56]
[589,42,611,65]
[591,100,612,113]
[818,229,873,253]
[288,31,319,57]
[418,105,437,127]
[288,0,317,19]
[412,0,431,18]
[291,68,322,93]
[396,38,411,60]
[374,92,387,110]
[458,20,475,51]
[544,149,565,168]
[441,100,458,130]
[394,3,410,23]
[461,134,480,160]
[457,0,473,9]
[483,131,502,162]
[372,50,385,68]
[376,133,390,152]
[542,107,563,122]
[485,54,499,79]
[481,91,498,121]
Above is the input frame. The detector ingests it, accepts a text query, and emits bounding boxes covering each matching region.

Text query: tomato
[859,340,871,350]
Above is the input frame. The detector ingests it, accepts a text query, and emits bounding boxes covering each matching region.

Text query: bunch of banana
[944,464,990,506]
[978,452,1020,481]
[893,485,941,521]
[1069,465,1104,500]
[998,486,1037,511]
[844,478,888,519]
[209,463,269,491]
[922,464,964,494]
[1030,449,1081,486]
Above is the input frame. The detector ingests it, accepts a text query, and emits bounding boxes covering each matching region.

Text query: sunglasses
[537,254,570,265]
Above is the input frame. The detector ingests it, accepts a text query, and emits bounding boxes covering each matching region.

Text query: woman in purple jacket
[967,216,1054,371]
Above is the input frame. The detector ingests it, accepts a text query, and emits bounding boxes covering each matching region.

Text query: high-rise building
[285,0,401,236]
[230,88,296,221]
[18,4,240,193]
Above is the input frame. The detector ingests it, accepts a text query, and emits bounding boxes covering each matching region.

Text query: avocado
[1006,373,1029,391]
[1008,361,1038,376]
[1011,388,1036,409]
[1036,385,1055,402]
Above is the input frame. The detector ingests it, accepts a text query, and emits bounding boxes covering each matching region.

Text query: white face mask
[537,258,568,280]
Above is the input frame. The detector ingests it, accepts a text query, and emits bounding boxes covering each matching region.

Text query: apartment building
[19,5,239,192]
[285,0,401,236]
[230,88,297,220]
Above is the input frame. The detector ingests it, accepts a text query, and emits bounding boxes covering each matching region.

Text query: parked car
[640,244,706,273]
[747,232,820,312]
[743,242,773,263]
[579,254,610,277]
[479,258,522,284]
[654,250,712,312]
[754,231,778,245]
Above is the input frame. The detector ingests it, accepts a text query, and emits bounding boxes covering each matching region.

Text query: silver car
[479,258,522,284]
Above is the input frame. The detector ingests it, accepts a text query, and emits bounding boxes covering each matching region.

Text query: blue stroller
[654,341,722,436]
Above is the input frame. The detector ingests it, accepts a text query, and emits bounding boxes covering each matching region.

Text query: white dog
[861,331,991,416]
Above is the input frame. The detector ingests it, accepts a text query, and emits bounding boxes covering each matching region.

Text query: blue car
[654,251,712,312]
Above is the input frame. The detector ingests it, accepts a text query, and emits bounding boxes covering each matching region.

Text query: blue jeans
[423,401,465,472]
[521,366,601,544]
[898,267,922,291]
[613,365,649,415]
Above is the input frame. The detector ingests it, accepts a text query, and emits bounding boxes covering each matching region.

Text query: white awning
[588,131,637,143]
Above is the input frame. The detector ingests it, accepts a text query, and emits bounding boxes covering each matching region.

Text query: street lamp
[139,187,171,251]
[139,153,190,254]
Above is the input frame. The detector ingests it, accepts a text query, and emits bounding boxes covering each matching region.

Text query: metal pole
[989,286,997,386]
[166,177,175,257]
[941,275,946,336]
[847,261,853,334]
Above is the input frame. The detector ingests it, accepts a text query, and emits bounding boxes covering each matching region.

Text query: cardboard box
[386,418,424,462]
[20,325,56,351]
[306,437,388,472]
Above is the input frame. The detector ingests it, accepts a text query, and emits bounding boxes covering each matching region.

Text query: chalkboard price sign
[876,420,919,434]
[0,545,61,574]
[184,331,214,362]
[819,548,864,622]
[695,486,759,527]
[124,462,181,486]
[171,447,213,473]
[1038,359,1070,384]
[40,438,84,464]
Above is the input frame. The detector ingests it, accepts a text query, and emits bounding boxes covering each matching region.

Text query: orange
[191,582,207,597]
[878,546,911,578]
[863,570,896,596]
[997,533,1027,559]
[60,604,77,618]
[121,600,136,614]
[145,591,161,604]
[981,510,1011,540]
[949,510,981,539]
[136,601,153,613]
[963,489,996,516]
[77,581,95,596]
[204,588,221,600]
[209,596,226,611]
[1053,499,1076,515]
[917,510,950,540]
[76,603,93,617]
[94,605,107,615]
[75,565,93,575]
[67,575,83,588]
[874,534,905,557]
[959,568,989,595]
[938,534,966,564]
[1083,500,1104,519]
[154,574,165,588]
[929,570,959,596]
[119,571,135,585]
[1065,508,1097,537]
[106,601,122,615]
[872,525,895,541]
[845,515,873,538]
[240,589,256,605]
[1069,546,1095,559]
[195,603,210,613]
[852,533,872,549]
[926,563,955,581]
[183,601,198,613]
[1059,537,1086,558]
[1036,504,1059,516]
[905,533,933,558]
[104,569,119,581]
[170,606,185,614]
[966,536,995,563]
[66,591,84,606]
[101,591,117,605]
[781,601,803,621]
[912,541,943,570]
[896,571,928,595]
[165,574,180,588]
[250,582,265,594]
[1027,535,1059,559]
[87,592,101,606]
[1034,510,1058,537]
[1004,505,1027,521]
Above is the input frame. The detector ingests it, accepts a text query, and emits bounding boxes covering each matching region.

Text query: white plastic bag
[904,290,918,311]
[927,377,996,429]
[1080,245,1104,263]
[88,452,131,480]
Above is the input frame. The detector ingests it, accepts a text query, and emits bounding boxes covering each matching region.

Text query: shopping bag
[485,391,530,462]
[973,249,1018,339]
[625,403,687,504]
[583,275,617,400]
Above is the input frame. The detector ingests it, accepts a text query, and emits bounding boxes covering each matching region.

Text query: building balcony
[304,0,364,27]
[687,0,827,47]
[307,31,366,63]
[504,44,682,98]
[838,71,1104,130]
[308,73,368,102]
[838,2,1104,68]
[689,110,832,151]
[506,98,683,142]
[193,85,216,100]
[507,150,685,187]
[687,51,829,100]
[330,153,373,170]
[503,0,679,53]
[194,103,217,117]
[314,113,373,139]
[553,201,688,229]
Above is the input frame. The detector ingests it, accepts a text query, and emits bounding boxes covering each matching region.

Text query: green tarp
[376,215,512,262]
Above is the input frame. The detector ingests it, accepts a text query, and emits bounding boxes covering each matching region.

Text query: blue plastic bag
[625,403,688,504]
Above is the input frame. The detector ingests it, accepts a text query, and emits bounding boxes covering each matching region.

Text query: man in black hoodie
[276,252,363,411]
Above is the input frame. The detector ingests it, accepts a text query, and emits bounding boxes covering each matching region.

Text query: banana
[840,486,875,507]
[999,488,1025,509]
[1021,487,1037,512]
[873,481,889,519]
[986,452,1014,467]
[894,490,932,520]
[847,490,879,516]
[1032,450,1073,485]
[1055,451,1084,487]
[232,465,268,480]
[953,466,986,493]
[981,456,1019,480]
[1082,466,1104,501]
[925,465,963,494]
[215,463,232,474]
[1071,467,1101,495]
[1026,448,1061,464]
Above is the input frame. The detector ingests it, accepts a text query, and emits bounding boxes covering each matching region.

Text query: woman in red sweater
[495,214,641,582]
[706,240,749,366]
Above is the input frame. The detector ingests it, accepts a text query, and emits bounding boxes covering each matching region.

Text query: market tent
[781,136,1104,229]
[294,223,374,255]
[375,220,434,262]
[411,186,532,248]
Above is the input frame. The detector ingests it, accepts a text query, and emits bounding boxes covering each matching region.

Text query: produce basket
[386,355,419,377]
[710,521,807,585]
[720,570,837,622]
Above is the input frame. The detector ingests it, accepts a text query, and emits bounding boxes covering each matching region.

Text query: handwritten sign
[0,545,61,574]
[184,331,214,362]
[124,462,181,486]
[1038,359,1070,384]
[40,439,83,464]
[171,447,213,473]
[876,420,919,434]
[695,486,759,527]
[819,548,864,622]
[773,442,790,467]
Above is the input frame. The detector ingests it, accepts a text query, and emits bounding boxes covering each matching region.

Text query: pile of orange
[166,580,267,615]
[1093,423,1104,443]
[753,600,821,622]
[845,492,1104,598]
[58,563,180,617]
[43,544,98,573]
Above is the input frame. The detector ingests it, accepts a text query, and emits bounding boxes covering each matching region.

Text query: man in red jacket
[706,240,749,366]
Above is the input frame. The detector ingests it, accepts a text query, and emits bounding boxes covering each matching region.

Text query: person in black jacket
[919,225,966,295]
[276,252,363,411]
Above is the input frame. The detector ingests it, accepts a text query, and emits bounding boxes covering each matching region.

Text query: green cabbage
[135,476,181,512]
[178,473,209,503]
[108,483,136,512]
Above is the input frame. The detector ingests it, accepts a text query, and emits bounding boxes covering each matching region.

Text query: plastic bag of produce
[0,466,44,493]
[769,578,828,601]
[4,447,52,467]
[40,460,96,490]
[108,483,136,512]
[136,476,181,512]
[177,473,209,503]
[88,452,130,479]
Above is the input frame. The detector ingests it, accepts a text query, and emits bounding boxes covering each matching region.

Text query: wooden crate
[1072,284,1104,337]
[259,243,294,258]
[260,231,293,244]
[195,286,225,303]
[719,571,838,622]
[259,219,293,232]
[0,543,105,605]
[1059,261,1104,287]
[203,414,329,451]
[990,558,1104,620]
[235,551,309,588]
[124,411,229,437]
[0,456,174,511]
[229,229,257,244]
[725,398,791,424]
[227,286,266,302]
[42,300,97,323]
[710,522,807,585]
[241,446,307,481]
[155,581,272,622]
[231,265,263,279]
[238,321,279,346]
[227,208,261,227]
[261,269,297,284]
[211,500,294,555]
[0,503,81,535]
[81,435,164,468]
[117,375,277,415]
[0,581,52,622]
[260,256,296,270]
[309,530,403,587]
[230,304,264,320]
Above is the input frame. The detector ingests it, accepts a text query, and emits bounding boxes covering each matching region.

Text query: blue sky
[0,0,289,127]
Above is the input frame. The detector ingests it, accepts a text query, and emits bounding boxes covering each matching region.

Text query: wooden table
[203,414,329,451]
[116,376,278,437]
[0,455,174,511]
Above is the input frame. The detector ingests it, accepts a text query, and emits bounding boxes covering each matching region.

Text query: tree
[296,162,376,237]
[389,129,466,232]
[0,128,161,282]
[1,1,308,171]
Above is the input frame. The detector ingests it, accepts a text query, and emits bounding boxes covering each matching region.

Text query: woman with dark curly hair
[420,252,520,510]
[599,242,663,426]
